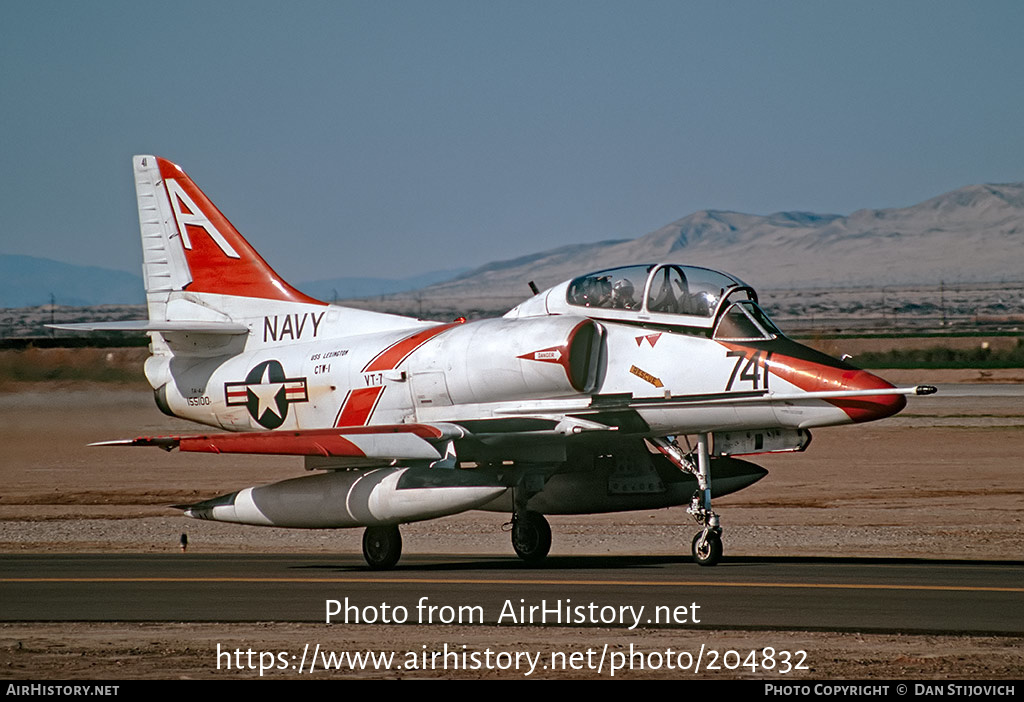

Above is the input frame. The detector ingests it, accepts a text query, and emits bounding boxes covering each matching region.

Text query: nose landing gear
[652,433,724,566]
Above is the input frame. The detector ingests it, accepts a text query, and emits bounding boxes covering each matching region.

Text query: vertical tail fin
[134,155,324,321]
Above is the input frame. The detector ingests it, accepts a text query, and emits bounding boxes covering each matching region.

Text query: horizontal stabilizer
[48,320,249,334]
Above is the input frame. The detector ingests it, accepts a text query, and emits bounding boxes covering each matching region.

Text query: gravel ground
[1,375,1022,679]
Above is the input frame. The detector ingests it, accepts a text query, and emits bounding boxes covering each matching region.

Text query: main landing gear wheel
[511,511,551,564]
[691,530,723,567]
[362,525,402,570]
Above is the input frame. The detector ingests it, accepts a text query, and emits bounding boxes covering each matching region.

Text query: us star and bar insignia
[225,360,308,429]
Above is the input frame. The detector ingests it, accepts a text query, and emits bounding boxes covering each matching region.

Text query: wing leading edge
[92,423,456,462]
[91,384,933,465]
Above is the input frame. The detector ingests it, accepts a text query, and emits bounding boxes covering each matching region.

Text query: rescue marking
[629,365,664,388]
[635,333,662,347]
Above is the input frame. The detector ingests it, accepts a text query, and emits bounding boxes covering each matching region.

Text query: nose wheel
[691,528,723,567]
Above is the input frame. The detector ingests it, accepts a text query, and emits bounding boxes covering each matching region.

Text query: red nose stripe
[765,353,906,423]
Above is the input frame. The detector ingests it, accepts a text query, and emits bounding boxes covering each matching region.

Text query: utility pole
[940,280,947,327]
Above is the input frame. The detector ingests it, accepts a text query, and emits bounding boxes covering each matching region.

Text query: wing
[94,386,934,465]
[94,423,457,467]
[492,384,937,427]
[92,415,617,469]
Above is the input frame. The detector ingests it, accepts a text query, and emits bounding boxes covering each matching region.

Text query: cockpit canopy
[555,263,779,340]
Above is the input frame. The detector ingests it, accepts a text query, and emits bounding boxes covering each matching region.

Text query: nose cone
[828,368,907,423]
[750,338,908,424]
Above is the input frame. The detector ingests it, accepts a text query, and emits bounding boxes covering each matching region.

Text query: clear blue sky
[3,0,1022,282]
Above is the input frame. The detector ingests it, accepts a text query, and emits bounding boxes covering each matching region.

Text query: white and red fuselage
[61,156,929,563]
[152,300,906,441]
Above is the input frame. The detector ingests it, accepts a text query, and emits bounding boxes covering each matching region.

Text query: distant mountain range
[299,268,468,302]
[0,255,146,308]
[420,182,1024,298]
[4,181,1022,308]
[0,255,467,308]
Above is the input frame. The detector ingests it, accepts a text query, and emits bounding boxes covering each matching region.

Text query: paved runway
[930,383,1024,397]
[3,553,1021,635]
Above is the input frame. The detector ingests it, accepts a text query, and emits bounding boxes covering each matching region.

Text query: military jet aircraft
[56,156,935,569]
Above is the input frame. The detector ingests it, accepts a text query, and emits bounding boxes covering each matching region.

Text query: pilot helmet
[611,278,635,307]
[612,278,634,298]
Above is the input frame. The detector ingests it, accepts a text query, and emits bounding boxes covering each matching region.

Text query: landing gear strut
[511,511,551,564]
[652,433,724,566]
[362,525,402,570]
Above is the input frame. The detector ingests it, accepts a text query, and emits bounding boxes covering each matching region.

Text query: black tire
[691,530,723,567]
[362,525,402,570]
[512,511,552,563]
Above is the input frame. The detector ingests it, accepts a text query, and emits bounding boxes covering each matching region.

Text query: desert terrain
[1,363,1022,679]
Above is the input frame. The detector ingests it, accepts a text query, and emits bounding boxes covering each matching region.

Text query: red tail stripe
[156,157,325,305]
